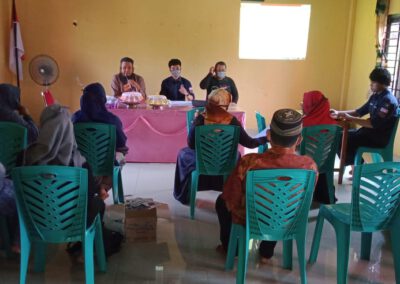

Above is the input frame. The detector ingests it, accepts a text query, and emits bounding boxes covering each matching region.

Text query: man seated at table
[200,61,239,103]
[330,67,398,170]
[215,109,317,262]
[111,57,147,100]
[160,59,195,101]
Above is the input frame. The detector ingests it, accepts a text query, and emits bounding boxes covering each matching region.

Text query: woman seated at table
[111,57,146,100]
[0,83,38,144]
[331,67,398,169]
[302,90,336,204]
[173,88,267,204]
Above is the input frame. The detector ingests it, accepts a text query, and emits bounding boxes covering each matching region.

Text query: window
[239,3,311,60]
[385,15,400,98]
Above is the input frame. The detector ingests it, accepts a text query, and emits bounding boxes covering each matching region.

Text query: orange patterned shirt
[222,147,318,224]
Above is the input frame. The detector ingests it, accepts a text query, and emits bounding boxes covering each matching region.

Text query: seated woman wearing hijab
[0,84,38,144]
[25,104,107,224]
[72,82,129,155]
[174,88,267,204]
[302,90,337,204]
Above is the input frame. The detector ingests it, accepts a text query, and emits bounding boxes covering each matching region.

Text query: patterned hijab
[204,88,233,125]
[25,104,85,166]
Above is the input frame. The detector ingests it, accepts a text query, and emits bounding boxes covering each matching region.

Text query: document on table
[169,101,193,107]
[254,127,269,138]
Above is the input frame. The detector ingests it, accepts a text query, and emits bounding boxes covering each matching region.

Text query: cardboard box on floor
[125,205,157,242]
[104,198,170,243]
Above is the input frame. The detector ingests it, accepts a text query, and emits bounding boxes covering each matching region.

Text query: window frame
[385,15,400,98]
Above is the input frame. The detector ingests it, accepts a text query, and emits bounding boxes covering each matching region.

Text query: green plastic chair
[186,107,205,134]
[354,109,400,165]
[11,166,106,284]
[255,112,268,153]
[309,162,400,284]
[0,121,27,176]
[225,169,316,284]
[190,124,240,219]
[300,125,342,203]
[74,123,124,204]
[0,121,28,257]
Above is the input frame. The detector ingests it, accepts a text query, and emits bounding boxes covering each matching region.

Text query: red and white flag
[9,0,24,80]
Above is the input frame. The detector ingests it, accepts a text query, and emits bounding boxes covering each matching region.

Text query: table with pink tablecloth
[110,106,246,163]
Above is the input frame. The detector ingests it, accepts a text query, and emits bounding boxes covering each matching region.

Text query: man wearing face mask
[159,59,195,101]
[200,61,239,103]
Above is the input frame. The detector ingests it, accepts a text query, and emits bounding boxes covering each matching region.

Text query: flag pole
[12,0,20,87]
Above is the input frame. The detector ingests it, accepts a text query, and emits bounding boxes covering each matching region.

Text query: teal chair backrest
[74,123,116,177]
[11,166,88,243]
[246,169,316,240]
[195,125,240,176]
[186,107,205,134]
[255,112,266,132]
[0,122,27,175]
[300,125,341,173]
[351,162,400,232]
[385,109,400,153]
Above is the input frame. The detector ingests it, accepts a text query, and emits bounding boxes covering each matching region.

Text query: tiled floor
[0,162,397,283]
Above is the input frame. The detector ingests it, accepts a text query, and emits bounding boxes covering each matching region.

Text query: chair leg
[33,242,47,273]
[20,226,31,284]
[117,168,124,204]
[0,216,12,258]
[236,234,249,284]
[390,227,400,284]
[326,171,335,204]
[282,239,293,270]
[94,218,107,272]
[113,167,124,204]
[84,234,96,284]
[335,223,351,284]
[354,151,363,166]
[189,172,199,220]
[225,224,244,270]
[360,232,372,261]
[309,211,325,264]
[296,237,307,284]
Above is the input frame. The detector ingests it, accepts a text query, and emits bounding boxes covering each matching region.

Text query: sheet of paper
[254,127,269,138]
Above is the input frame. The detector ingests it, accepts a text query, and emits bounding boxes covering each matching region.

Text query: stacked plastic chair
[255,112,268,153]
[309,162,400,284]
[0,121,27,257]
[74,123,124,204]
[12,166,106,284]
[225,169,316,284]
[300,125,341,203]
[190,125,240,219]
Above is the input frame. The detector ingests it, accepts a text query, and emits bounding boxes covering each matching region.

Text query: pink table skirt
[110,106,246,163]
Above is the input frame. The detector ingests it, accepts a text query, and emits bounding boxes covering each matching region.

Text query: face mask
[171,70,181,78]
[217,71,226,79]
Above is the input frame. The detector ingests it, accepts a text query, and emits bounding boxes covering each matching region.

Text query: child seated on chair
[216,109,318,263]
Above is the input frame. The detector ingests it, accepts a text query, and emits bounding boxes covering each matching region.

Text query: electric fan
[29,55,59,106]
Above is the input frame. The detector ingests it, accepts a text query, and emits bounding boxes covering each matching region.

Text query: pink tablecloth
[110,106,246,163]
